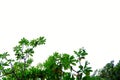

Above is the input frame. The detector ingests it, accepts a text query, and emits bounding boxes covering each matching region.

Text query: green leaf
[14,45,22,54]
[19,37,29,46]
[79,65,83,70]
[30,39,38,47]
[24,48,34,56]
[3,62,9,66]
[1,52,9,59]
[37,37,46,45]
[27,58,33,65]
[30,37,46,47]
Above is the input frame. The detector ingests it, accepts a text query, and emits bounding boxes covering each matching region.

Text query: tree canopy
[0,36,119,80]
[98,60,120,80]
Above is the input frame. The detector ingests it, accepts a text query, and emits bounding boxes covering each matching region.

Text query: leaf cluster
[0,36,46,80]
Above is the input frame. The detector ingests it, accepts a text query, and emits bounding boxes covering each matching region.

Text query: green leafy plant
[0,37,46,80]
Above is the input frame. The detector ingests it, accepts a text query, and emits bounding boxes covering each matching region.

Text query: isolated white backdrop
[0,0,120,71]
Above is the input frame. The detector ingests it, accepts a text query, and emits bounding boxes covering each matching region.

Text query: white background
[0,0,120,71]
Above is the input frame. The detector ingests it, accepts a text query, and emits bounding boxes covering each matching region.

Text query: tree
[0,37,46,80]
[0,36,104,80]
[43,49,92,80]
[98,60,120,80]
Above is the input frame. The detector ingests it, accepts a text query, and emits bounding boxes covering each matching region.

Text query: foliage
[0,37,46,80]
[43,49,92,80]
[98,60,120,80]
[0,36,104,80]
[89,76,105,80]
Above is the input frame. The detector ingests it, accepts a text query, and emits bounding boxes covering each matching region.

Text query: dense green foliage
[98,60,120,80]
[0,36,119,80]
